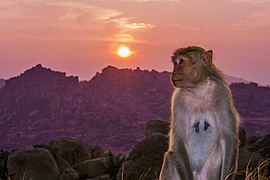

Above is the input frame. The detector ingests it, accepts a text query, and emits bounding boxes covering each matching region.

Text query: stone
[54,155,71,173]
[92,145,104,158]
[116,133,168,180]
[7,148,60,180]
[48,137,92,167]
[59,168,79,180]
[74,158,108,179]
[238,146,263,171]
[145,120,169,138]
[248,134,270,157]
[238,126,246,148]
[85,174,110,180]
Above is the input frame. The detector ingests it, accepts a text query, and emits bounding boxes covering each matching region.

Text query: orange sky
[0,0,269,85]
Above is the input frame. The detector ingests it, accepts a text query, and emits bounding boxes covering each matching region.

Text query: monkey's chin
[172,80,196,88]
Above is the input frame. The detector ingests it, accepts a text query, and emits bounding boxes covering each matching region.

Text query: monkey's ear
[203,50,213,66]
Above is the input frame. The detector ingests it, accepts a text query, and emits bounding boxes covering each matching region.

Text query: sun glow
[117,45,133,58]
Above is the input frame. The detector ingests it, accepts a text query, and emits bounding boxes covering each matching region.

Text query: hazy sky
[0,0,269,85]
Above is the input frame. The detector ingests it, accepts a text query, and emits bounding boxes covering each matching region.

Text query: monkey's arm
[159,150,193,180]
[219,111,239,180]
[159,151,180,180]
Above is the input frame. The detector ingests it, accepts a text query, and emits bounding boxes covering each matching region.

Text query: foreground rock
[74,158,108,179]
[59,168,79,180]
[85,174,110,180]
[145,120,169,138]
[7,148,60,180]
[239,127,247,148]
[116,133,168,180]
[48,137,93,172]
[117,120,270,180]
[6,137,111,180]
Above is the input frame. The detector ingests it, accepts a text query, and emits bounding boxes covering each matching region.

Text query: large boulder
[7,148,60,180]
[145,120,169,138]
[236,145,263,179]
[85,174,110,180]
[248,134,270,157]
[59,168,79,180]
[74,158,108,179]
[238,126,246,148]
[116,133,168,180]
[48,137,92,170]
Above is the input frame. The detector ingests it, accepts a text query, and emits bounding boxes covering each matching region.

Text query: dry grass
[5,172,33,180]
[244,157,269,180]
[120,158,269,180]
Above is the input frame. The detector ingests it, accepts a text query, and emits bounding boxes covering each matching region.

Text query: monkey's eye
[175,58,185,65]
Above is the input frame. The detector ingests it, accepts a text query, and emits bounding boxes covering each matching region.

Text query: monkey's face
[171,53,210,88]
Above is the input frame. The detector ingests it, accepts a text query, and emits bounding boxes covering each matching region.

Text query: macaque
[159,46,240,180]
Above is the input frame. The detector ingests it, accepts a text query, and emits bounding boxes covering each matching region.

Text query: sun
[117,45,133,58]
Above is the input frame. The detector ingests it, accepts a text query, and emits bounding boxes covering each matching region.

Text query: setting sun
[117,46,133,58]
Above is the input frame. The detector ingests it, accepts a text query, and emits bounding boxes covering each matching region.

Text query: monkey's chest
[187,116,220,172]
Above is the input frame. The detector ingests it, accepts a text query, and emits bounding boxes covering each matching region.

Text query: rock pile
[4,121,270,180]
[7,138,110,180]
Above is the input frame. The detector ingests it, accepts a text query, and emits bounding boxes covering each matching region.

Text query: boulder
[7,148,60,180]
[92,145,104,158]
[116,133,168,180]
[48,137,92,168]
[85,174,110,180]
[238,146,263,170]
[248,134,270,157]
[59,168,79,180]
[145,120,169,138]
[54,155,71,173]
[238,126,246,148]
[74,158,108,179]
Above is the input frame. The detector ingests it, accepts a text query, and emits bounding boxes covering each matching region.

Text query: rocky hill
[0,64,269,153]
[0,79,5,89]
[225,75,249,85]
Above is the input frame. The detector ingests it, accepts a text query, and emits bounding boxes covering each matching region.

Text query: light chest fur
[172,79,218,113]
[171,80,224,177]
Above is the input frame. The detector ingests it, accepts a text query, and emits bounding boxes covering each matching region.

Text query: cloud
[229,8,270,29]
[100,0,180,1]
[122,23,154,29]
[232,0,270,4]
[0,1,154,44]
[159,24,199,31]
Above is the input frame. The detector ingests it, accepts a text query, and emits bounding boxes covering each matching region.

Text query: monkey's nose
[172,70,178,76]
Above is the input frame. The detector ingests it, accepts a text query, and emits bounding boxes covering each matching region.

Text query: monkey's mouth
[172,79,182,82]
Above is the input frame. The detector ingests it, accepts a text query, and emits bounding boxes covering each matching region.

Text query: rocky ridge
[0,64,269,153]
[0,79,5,89]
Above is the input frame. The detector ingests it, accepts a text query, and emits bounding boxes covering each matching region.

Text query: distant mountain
[0,79,5,89]
[224,75,249,84]
[0,64,269,153]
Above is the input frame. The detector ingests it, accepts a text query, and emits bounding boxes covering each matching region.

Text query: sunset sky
[0,0,269,85]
